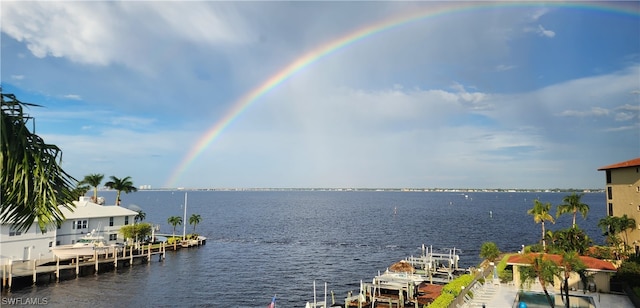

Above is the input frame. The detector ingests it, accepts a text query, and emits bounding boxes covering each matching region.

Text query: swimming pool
[513,291,596,308]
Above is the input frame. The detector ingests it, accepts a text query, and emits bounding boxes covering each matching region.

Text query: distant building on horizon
[598,157,640,252]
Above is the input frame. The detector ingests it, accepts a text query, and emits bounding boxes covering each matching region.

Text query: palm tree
[1,90,77,232]
[189,214,202,234]
[599,215,637,253]
[528,199,555,252]
[80,173,104,202]
[167,216,182,237]
[104,175,137,205]
[556,193,590,228]
[619,214,637,252]
[559,251,585,308]
[520,254,559,308]
[135,210,146,223]
[598,215,623,249]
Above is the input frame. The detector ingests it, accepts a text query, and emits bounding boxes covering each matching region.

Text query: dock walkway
[1,238,205,290]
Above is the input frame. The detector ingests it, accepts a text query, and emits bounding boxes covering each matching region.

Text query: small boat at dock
[51,229,122,259]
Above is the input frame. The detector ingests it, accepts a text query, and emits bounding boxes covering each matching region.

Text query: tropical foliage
[480,241,501,263]
[104,175,137,205]
[598,214,637,253]
[119,223,153,242]
[545,228,592,255]
[1,90,78,232]
[556,193,589,228]
[80,173,104,202]
[519,254,559,308]
[558,251,585,308]
[615,256,640,289]
[135,210,146,223]
[189,214,202,233]
[527,199,555,252]
[167,215,182,237]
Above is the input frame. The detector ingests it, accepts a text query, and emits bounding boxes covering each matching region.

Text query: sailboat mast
[183,192,187,240]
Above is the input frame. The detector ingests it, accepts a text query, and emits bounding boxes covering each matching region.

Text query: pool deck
[461,280,635,308]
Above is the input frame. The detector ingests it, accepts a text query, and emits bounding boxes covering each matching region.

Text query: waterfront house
[0,220,57,266]
[508,253,617,293]
[598,157,640,252]
[0,196,138,265]
[56,196,138,247]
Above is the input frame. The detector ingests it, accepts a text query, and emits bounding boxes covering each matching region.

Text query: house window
[124,216,129,225]
[607,187,613,200]
[49,242,53,247]
[9,226,22,236]
[56,241,60,246]
[74,220,88,229]
[109,217,114,227]
[606,170,612,183]
[109,234,117,241]
[608,203,614,216]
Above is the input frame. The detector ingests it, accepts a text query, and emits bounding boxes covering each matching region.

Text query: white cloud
[495,64,516,72]
[557,107,610,117]
[63,94,81,100]
[537,25,556,38]
[530,8,550,21]
[1,2,251,70]
[11,75,24,80]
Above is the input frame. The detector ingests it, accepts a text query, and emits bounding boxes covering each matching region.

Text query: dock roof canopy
[597,157,640,171]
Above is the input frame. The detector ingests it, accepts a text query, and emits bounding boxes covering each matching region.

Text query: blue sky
[1,1,638,189]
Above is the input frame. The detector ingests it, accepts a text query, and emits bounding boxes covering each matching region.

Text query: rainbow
[165,1,638,188]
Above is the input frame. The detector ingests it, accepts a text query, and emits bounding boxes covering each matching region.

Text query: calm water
[3,191,606,307]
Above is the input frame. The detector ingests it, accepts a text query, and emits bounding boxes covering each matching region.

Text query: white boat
[51,229,120,259]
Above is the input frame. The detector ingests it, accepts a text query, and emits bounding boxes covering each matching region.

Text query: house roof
[507,253,617,272]
[60,199,139,219]
[597,157,640,171]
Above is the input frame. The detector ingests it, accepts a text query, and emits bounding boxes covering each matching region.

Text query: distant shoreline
[97,187,605,193]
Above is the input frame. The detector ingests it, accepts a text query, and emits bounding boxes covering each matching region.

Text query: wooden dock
[1,238,204,290]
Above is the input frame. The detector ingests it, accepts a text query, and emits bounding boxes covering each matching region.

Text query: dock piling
[56,257,60,282]
[8,260,13,289]
[32,260,36,284]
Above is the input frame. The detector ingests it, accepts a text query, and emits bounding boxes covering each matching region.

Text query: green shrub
[497,254,515,283]
[428,292,455,308]
[499,268,513,283]
[586,246,614,260]
[615,259,640,287]
[528,244,543,253]
[442,274,474,297]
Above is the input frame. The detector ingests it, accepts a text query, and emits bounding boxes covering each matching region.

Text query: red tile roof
[507,253,617,272]
[597,157,640,171]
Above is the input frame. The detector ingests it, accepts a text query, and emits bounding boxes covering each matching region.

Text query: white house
[0,221,56,265]
[0,196,138,264]
[56,196,139,246]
